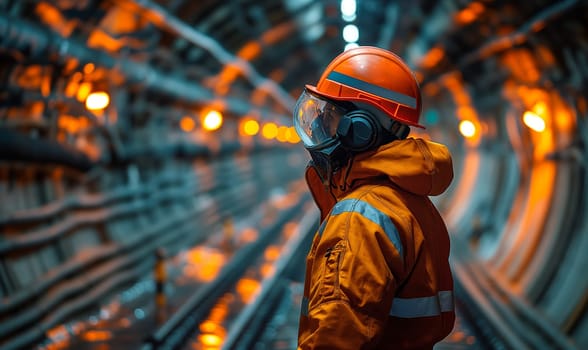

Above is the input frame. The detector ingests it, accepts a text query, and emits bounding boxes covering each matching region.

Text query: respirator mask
[293,89,351,185]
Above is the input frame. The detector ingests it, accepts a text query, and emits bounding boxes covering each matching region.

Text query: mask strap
[390,121,410,140]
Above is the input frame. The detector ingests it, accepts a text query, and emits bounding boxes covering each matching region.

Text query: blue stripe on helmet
[327,70,417,109]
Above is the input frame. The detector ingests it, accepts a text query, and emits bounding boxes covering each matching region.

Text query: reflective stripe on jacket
[298,138,455,350]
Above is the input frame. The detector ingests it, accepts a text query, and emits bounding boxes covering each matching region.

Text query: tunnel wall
[0,145,307,349]
[416,2,588,348]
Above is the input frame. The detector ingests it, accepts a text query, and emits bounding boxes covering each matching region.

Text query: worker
[293,46,455,349]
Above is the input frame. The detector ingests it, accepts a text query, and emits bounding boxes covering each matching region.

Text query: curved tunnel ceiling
[0,0,587,349]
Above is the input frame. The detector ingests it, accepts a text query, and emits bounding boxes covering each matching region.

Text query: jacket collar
[304,137,454,221]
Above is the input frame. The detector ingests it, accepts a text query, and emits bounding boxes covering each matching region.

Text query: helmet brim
[305,84,425,129]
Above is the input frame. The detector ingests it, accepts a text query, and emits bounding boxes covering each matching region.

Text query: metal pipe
[0,127,95,171]
[0,15,288,120]
[458,0,580,68]
[129,0,296,112]
[422,0,581,86]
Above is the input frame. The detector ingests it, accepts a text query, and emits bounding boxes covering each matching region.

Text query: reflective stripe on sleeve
[330,199,403,260]
[389,290,454,318]
[327,71,417,109]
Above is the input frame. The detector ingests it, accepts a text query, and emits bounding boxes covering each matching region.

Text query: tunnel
[0,0,587,349]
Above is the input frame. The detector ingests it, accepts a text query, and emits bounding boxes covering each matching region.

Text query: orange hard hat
[306,46,424,128]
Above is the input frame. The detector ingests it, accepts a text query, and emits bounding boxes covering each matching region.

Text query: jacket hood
[305,138,453,221]
[346,137,454,196]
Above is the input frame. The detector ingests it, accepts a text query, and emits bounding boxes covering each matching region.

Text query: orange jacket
[298,138,455,350]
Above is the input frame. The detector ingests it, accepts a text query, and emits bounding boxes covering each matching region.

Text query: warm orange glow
[203,110,223,131]
[420,47,445,69]
[269,68,285,82]
[238,41,262,60]
[554,107,574,133]
[287,127,301,143]
[264,246,281,261]
[243,119,260,136]
[118,318,131,328]
[276,126,289,142]
[199,333,223,347]
[459,120,477,138]
[180,117,196,132]
[185,247,226,282]
[65,73,82,97]
[532,101,547,116]
[455,2,484,25]
[262,123,278,139]
[523,111,546,132]
[59,115,89,133]
[240,228,258,243]
[200,320,220,333]
[36,2,75,36]
[271,192,298,209]
[195,300,229,348]
[283,221,298,238]
[236,278,260,303]
[82,330,112,342]
[83,63,95,74]
[85,91,110,111]
[210,296,232,320]
[457,106,476,120]
[77,82,92,102]
[252,89,268,105]
[261,262,275,278]
[46,325,69,341]
[87,7,147,52]
[261,22,296,45]
[455,8,476,24]
[501,49,541,84]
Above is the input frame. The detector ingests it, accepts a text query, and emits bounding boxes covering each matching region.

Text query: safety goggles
[293,88,349,148]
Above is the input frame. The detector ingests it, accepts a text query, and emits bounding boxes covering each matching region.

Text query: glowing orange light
[262,123,278,139]
[283,221,298,237]
[276,126,289,142]
[420,47,445,69]
[77,82,92,102]
[532,101,547,116]
[180,117,195,132]
[185,247,225,282]
[85,91,110,111]
[459,120,477,138]
[243,119,260,136]
[200,320,220,333]
[287,127,301,143]
[264,246,281,261]
[203,110,223,131]
[261,262,275,278]
[455,2,484,25]
[523,111,546,132]
[83,63,95,74]
[236,278,260,303]
[455,8,476,24]
[82,330,112,342]
[58,115,83,133]
[240,228,258,243]
[199,333,223,347]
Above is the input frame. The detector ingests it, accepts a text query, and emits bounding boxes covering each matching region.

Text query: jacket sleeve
[298,199,404,350]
